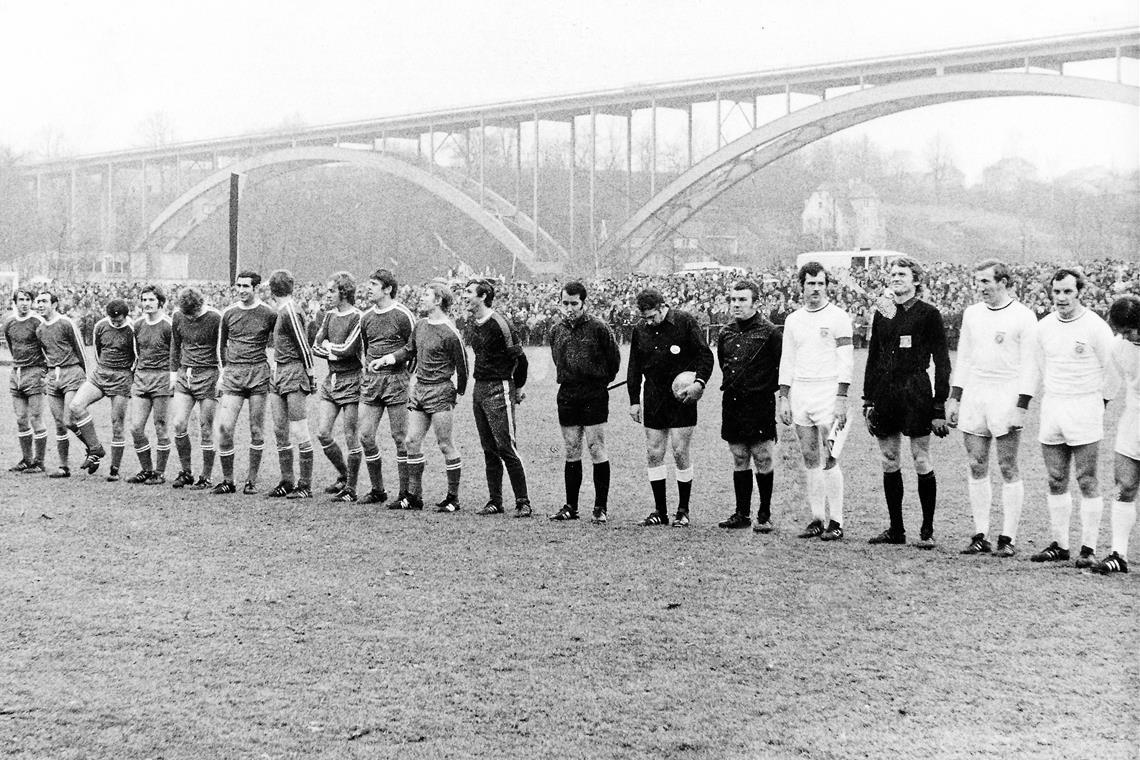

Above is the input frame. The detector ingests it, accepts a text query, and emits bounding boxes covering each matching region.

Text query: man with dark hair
[169,287,223,489]
[377,281,469,511]
[212,271,277,495]
[1094,294,1140,574]
[863,257,952,548]
[716,279,783,532]
[356,268,416,506]
[946,259,1038,557]
[548,280,621,523]
[4,288,48,473]
[775,264,850,540]
[1030,268,1117,568]
[127,285,173,485]
[69,299,136,479]
[627,287,714,527]
[312,271,364,502]
[35,291,89,478]
[266,269,317,499]
[463,277,532,517]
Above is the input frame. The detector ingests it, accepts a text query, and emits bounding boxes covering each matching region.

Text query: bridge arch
[600,73,1139,268]
[134,145,567,273]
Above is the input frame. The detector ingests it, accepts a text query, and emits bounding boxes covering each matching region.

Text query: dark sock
[593,461,610,510]
[247,444,263,484]
[278,444,294,483]
[650,477,667,514]
[297,443,314,487]
[175,434,192,472]
[200,446,215,479]
[678,480,692,513]
[884,470,905,536]
[564,460,583,509]
[220,450,234,481]
[347,448,362,490]
[154,440,170,474]
[918,471,937,538]
[755,471,773,522]
[322,439,347,478]
[445,457,461,498]
[110,441,125,470]
[135,444,153,472]
[363,445,383,492]
[734,470,753,516]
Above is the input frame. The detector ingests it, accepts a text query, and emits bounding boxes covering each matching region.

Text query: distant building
[801,180,885,249]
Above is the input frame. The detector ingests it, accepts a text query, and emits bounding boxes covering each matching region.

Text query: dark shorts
[721,392,777,444]
[361,371,409,407]
[89,366,133,398]
[869,372,935,439]
[9,365,46,398]
[132,369,174,399]
[408,380,457,415]
[319,368,362,406]
[175,367,220,401]
[219,362,271,397]
[557,382,609,428]
[642,380,697,431]
[271,362,313,397]
[45,365,86,397]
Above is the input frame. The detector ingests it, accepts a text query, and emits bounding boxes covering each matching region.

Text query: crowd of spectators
[2,257,1136,351]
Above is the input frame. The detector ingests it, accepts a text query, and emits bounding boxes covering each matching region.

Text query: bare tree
[924,133,957,203]
[136,111,176,148]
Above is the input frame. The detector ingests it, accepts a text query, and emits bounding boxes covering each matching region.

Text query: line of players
[4,260,1138,575]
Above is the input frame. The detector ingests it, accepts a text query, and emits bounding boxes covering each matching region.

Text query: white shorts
[1114,400,1140,460]
[791,379,838,428]
[959,378,1019,438]
[1039,393,1104,447]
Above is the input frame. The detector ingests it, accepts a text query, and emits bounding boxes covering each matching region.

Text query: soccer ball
[672,371,697,399]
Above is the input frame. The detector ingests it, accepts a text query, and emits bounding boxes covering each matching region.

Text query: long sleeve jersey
[548,313,620,386]
[93,318,136,370]
[392,318,469,395]
[627,307,714,404]
[864,298,951,412]
[133,315,173,371]
[778,303,853,388]
[360,303,416,373]
[717,312,782,396]
[36,315,87,370]
[311,308,363,373]
[1034,309,1117,399]
[950,299,1039,399]
[468,310,528,386]
[219,302,277,365]
[273,301,314,373]
[3,313,46,368]
[170,308,222,370]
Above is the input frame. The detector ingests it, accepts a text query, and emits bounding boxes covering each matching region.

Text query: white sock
[1000,480,1024,543]
[1079,496,1104,552]
[804,467,825,522]
[823,466,844,526]
[1047,492,1073,550]
[647,464,667,483]
[967,476,992,536]
[1110,500,1136,559]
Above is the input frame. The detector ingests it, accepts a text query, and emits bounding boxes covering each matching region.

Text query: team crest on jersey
[993,331,1005,344]
[819,327,831,339]
[1074,340,1087,355]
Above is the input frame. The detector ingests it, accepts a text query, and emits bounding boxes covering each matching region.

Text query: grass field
[2,347,1136,759]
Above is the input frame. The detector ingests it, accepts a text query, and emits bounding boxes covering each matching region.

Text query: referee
[627,288,714,527]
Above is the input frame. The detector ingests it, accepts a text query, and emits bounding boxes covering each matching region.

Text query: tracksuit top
[312,308,364,373]
[170,308,222,370]
[273,301,313,373]
[864,297,951,414]
[717,312,782,396]
[219,302,277,365]
[548,313,620,386]
[36,315,87,370]
[133,316,172,372]
[468,310,527,386]
[3,314,45,368]
[93,318,136,370]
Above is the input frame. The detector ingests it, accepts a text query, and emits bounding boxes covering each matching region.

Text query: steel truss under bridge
[601,73,1140,269]
[136,146,568,275]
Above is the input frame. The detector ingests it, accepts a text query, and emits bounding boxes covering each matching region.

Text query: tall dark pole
[228,173,240,283]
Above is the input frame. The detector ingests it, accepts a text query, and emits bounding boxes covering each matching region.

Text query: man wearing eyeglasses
[627,288,714,527]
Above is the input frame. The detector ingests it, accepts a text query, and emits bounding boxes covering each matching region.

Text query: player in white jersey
[1029,268,1119,569]
[945,260,1039,558]
[777,261,853,542]
[1092,295,1140,575]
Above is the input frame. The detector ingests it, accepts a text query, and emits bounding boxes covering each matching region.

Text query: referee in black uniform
[547,281,621,524]
[627,288,714,527]
[863,256,952,548]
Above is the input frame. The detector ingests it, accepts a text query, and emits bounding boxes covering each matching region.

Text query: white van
[795,249,908,272]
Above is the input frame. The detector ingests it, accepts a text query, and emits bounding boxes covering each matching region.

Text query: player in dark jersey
[212,271,277,495]
[377,281,469,511]
[4,289,47,468]
[3,287,48,473]
[69,299,136,479]
[311,271,364,502]
[463,278,531,517]
[34,291,88,478]
[127,285,173,485]
[266,269,317,499]
[168,287,223,490]
[356,269,416,506]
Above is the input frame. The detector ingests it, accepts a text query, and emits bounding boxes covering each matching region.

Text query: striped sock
[346,447,363,490]
[155,439,171,475]
[135,442,153,473]
[17,428,33,463]
[110,439,125,470]
[247,443,263,485]
[297,441,314,488]
[200,444,215,479]
[407,454,425,498]
[445,457,461,499]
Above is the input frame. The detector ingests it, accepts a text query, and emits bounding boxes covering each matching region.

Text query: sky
[2,0,1137,182]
